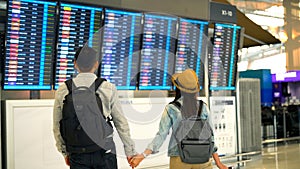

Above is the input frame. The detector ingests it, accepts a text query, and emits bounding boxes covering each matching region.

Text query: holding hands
[129,154,145,168]
[128,149,152,168]
[128,151,229,169]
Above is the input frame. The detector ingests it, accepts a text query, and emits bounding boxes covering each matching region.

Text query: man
[53,46,137,168]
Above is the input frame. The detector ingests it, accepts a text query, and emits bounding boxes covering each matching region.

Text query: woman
[130,69,228,169]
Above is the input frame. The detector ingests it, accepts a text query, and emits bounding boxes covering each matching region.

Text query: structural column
[284,0,300,71]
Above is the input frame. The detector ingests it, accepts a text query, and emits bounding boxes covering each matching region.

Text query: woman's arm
[130,106,174,168]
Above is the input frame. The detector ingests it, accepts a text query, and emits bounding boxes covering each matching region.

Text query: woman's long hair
[181,92,198,118]
[170,87,181,103]
[170,87,199,119]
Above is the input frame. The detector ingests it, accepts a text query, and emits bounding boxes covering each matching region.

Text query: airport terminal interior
[0,0,300,169]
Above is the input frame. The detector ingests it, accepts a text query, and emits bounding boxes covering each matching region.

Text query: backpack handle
[65,77,106,94]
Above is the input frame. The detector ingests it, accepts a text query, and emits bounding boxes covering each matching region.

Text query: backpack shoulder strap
[171,101,181,110]
[197,100,204,117]
[91,78,110,121]
[64,79,73,93]
[167,101,181,125]
[92,78,107,91]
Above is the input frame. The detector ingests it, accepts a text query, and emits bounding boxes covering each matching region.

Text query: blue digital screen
[0,32,4,71]
[54,3,103,89]
[209,23,241,91]
[175,18,209,90]
[139,14,177,90]
[4,0,56,90]
[100,9,142,90]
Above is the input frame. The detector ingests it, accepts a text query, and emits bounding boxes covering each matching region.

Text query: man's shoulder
[56,82,68,91]
[98,79,108,86]
[99,79,115,89]
[54,82,69,100]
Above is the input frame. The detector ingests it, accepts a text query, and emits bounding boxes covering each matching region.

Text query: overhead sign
[272,71,300,82]
[210,2,237,24]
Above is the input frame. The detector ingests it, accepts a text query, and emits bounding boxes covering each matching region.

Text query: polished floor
[239,142,300,169]
[138,142,300,169]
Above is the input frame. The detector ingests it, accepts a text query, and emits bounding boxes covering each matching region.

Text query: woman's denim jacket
[146,97,216,156]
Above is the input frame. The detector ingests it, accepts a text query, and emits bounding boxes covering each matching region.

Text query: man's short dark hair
[74,46,98,72]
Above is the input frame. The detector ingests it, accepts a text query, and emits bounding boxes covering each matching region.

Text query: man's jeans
[69,150,117,169]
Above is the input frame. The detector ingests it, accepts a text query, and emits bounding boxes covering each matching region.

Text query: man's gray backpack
[171,100,215,164]
[60,78,115,153]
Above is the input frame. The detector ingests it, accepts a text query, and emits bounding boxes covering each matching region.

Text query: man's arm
[109,85,137,157]
[53,86,68,158]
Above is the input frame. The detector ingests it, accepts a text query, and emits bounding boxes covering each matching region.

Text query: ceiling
[0,0,281,48]
[228,0,282,11]
[212,0,281,48]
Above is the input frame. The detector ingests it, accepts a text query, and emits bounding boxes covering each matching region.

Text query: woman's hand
[216,162,228,169]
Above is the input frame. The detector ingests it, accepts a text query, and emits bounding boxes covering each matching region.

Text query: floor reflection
[140,142,300,169]
[241,142,300,169]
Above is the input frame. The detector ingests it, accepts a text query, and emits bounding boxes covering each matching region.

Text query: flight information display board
[55,3,102,89]
[175,18,209,90]
[4,0,56,90]
[139,14,177,90]
[0,32,4,71]
[100,9,142,90]
[209,23,241,90]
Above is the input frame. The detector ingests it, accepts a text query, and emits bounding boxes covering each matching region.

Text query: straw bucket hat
[171,69,200,93]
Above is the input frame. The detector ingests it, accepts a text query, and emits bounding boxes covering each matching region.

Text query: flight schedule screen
[4,0,56,90]
[55,3,102,89]
[175,18,208,89]
[0,32,4,68]
[139,14,177,90]
[101,9,142,90]
[209,23,241,90]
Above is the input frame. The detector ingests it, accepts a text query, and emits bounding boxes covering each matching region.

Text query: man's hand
[127,156,134,169]
[130,154,145,168]
[127,156,133,163]
[64,156,70,166]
